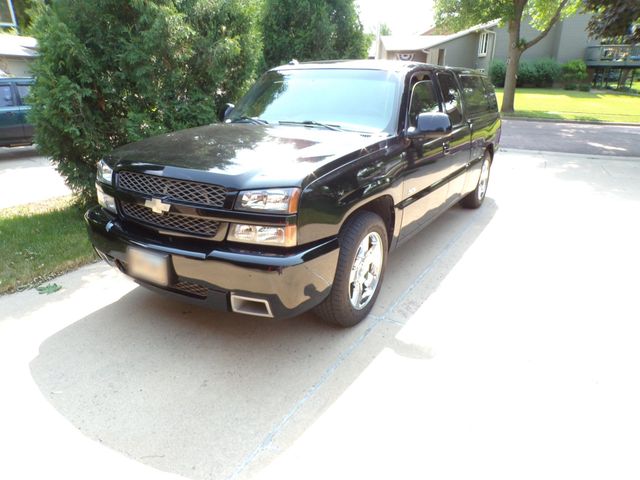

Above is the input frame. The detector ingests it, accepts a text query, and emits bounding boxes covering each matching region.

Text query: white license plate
[127,247,169,286]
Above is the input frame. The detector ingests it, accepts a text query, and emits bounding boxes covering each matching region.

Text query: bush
[490,58,560,88]
[516,61,536,87]
[531,58,561,87]
[562,59,588,89]
[29,0,263,204]
[489,60,506,87]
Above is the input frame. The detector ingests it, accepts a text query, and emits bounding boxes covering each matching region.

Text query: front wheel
[314,211,388,327]
[461,151,491,209]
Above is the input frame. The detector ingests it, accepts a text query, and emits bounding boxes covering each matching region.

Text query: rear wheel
[461,150,491,209]
[315,211,388,327]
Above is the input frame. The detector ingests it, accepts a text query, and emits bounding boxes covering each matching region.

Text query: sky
[356,0,435,35]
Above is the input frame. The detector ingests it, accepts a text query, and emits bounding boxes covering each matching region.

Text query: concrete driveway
[1,149,640,480]
[0,146,70,209]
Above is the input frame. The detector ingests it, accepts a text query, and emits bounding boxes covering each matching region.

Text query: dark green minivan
[0,77,34,147]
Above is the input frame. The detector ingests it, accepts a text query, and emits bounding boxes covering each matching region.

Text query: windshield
[229,69,401,134]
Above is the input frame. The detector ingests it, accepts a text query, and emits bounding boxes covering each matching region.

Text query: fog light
[96,184,117,214]
[228,223,296,247]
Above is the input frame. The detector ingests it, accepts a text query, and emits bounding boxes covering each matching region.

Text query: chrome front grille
[118,171,227,208]
[121,201,220,237]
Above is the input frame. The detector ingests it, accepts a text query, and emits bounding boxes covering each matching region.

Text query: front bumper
[85,207,339,319]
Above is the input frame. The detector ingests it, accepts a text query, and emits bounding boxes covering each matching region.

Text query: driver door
[399,74,452,242]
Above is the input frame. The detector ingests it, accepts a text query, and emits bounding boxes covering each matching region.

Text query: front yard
[495,88,640,123]
[0,197,96,294]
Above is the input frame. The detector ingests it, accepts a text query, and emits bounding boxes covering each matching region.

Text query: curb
[500,116,640,127]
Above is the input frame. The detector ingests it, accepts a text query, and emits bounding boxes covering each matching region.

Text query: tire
[461,150,491,209]
[314,211,388,327]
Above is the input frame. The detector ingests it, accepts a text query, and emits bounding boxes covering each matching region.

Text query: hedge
[489,58,561,88]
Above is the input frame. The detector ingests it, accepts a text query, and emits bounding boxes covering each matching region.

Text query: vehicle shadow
[29,199,497,480]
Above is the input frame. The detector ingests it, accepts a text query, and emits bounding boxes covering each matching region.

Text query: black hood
[107,123,389,190]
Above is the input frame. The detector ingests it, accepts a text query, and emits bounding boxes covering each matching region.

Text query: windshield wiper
[278,120,343,131]
[229,116,269,125]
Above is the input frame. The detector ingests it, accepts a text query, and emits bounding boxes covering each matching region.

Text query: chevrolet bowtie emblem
[144,197,171,215]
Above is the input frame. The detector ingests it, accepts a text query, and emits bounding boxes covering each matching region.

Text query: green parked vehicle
[0,77,34,147]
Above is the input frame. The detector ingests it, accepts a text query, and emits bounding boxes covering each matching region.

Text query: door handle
[443,141,450,155]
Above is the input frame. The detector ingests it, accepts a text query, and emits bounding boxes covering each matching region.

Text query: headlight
[96,159,113,185]
[96,183,117,213]
[228,224,297,247]
[235,188,300,214]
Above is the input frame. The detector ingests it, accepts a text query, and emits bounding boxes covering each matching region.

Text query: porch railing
[585,44,640,65]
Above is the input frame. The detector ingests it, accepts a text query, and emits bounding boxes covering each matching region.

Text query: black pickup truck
[86,60,500,327]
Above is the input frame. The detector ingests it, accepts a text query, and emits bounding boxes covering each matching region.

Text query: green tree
[582,0,640,42]
[435,0,579,113]
[379,23,392,36]
[28,0,262,203]
[11,0,42,32]
[262,0,368,68]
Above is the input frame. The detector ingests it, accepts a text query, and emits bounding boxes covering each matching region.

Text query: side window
[436,72,462,126]
[16,84,31,105]
[459,75,490,116]
[0,85,14,107]
[408,79,439,129]
[481,77,498,110]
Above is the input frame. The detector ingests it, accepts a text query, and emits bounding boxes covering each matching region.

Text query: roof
[272,59,426,72]
[381,19,500,52]
[382,35,450,52]
[0,35,38,58]
[269,59,486,77]
[0,76,34,82]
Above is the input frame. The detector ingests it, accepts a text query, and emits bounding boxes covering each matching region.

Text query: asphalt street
[1,148,639,480]
[501,118,640,157]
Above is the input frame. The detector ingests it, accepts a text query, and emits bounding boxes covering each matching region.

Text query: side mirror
[408,112,452,138]
[218,103,234,122]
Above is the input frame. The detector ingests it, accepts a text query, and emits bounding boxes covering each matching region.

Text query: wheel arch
[339,195,396,251]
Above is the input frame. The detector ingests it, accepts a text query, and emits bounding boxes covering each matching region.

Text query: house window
[478,32,489,57]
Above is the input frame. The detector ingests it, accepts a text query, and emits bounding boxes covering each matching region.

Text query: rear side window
[408,79,440,129]
[458,75,491,117]
[482,77,498,110]
[16,84,31,105]
[436,72,463,126]
[0,85,14,107]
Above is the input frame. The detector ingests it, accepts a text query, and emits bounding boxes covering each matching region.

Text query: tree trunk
[500,0,567,113]
[501,21,522,114]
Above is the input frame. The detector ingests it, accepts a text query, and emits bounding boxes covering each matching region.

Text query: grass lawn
[0,197,96,294]
[495,88,640,123]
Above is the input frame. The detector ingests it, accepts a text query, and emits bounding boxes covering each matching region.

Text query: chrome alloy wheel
[349,232,384,310]
[477,156,490,202]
